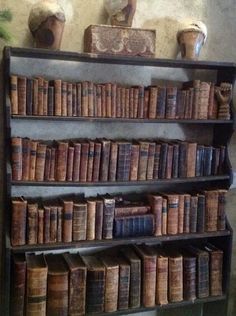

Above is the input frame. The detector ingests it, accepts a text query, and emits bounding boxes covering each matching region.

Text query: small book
[80,140,89,182]
[109,141,118,181]
[17,76,27,115]
[12,254,26,316]
[147,142,156,180]
[61,81,67,116]
[190,195,198,233]
[37,208,44,244]
[32,78,39,115]
[26,78,33,115]
[158,142,168,179]
[95,199,104,240]
[37,77,44,115]
[178,194,184,234]
[87,140,95,182]
[11,197,27,246]
[148,86,158,119]
[72,142,81,182]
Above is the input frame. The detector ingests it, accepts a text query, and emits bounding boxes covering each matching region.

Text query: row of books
[11,137,226,182]
[12,243,224,315]
[11,189,227,246]
[10,75,230,120]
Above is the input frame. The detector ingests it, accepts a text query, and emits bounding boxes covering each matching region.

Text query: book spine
[125,88,130,118]
[77,83,82,117]
[142,255,157,307]
[101,85,106,117]
[187,143,197,177]
[96,85,102,117]
[148,86,157,119]
[37,77,44,115]
[138,142,149,180]
[116,87,121,118]
[165,144,173,179]
[12,256,26,316]
[178,194,184,234]
[129,87,134,118]
[117,143,132,181]
[156,87,166,118]
[129,261,141,308]
[162,198,167,235]
[95,200,103,240]
[105,83,112,118]
[11,200,27,246]
[190,196,198,233]
[218,190,227,230]
[158,143,168,179]
[66,146,74,181]
[61,81,67,116]
[62,201,73,242]
[67,82,73,117]
[179,142,187,178]
[57,207,62,242]
[86,269,105,313]
[149,195,162,236]
[18,76,27,115]
[183,195,191,233]
[92,143,102,182]
[130,144,140,181]
[54,79,62,116]
[72,143,81,182]
[146,143,155,180]
[143,88,149,118]
[56,142,68,181]
[48,86,54,116]
[26,78,33,115]
[43,80,48,115]
[87,201,96,240]
[80,143,89,182]
[167,196,179,235]
[183,257,196,301]
[212,148,220,175]
[11,137,23,181]
[87,141,95,182]
[192,80,200,119]
[35,143,47,181]
[197,195,205,233]
[72,83,77,116]
[153,144,161,179]
[69,268,87,315]
[156,256,168,305]
[118,264,130,310]
[44,147,51,181]
[49,147,56,181]
[27,204,38,244]
[102,198,115,239]
[133,87,139,118]
[88,81,94,117]
[205,191,218,232]
[82,81,89,116]
[11,75,18,115]
[43,206,50,243]
[37,208,44,244]
[49,206,57,243]
[104,266,119,312]
[33,78,39,115]
[109,142,118,181]
[73,204,87,241]
[166,87,177,119]
[197,254,210,298]
[210,251,223,296]
[22,138,31,181]
[111,83,117,118]
[168,256,183,302]
[100,141,111,181]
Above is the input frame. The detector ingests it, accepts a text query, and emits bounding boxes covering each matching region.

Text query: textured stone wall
[0,1,236,315]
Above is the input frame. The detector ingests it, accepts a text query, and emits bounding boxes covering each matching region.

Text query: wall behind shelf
[1,0,236,316]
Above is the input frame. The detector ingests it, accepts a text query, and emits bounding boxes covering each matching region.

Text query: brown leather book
[183,90,189,119]
[11,197,27,246]
[166,194,179,235]
[86,199,96,240]
[37,208,44,244]
[168,250,183,302]
[96,84,102,117]
[148,194,162,236]
[198,82,210,119]
[26,253,48,316]
[17,76,27,115]
[133,87,139,118]
[115,204,150,217]
[73,200,87,241]
[218,189,227,230]
[67,82,73,117]
[57,206,63,242]
[12,254,26,316]
[204,243,223,296]
[83,256,105,313]
[187,142,197,177]
[102,195,115,239]
[43,79,48,115]
[72,142,81,182]
[153,143,161,179]
[187,88,194,118]
[183,194,191,233]
[49,205,57,243]
[27,200,38,245]
[147,142,156,180]
[88,81,94,117]
[148,86,158,119]
[101,84,106,117]
[105,83,112,117]
[92,142,102,182]
[121,87,126,118]
[29,140,38,181]
[37,77,44,115]
[129,87,134,118]
[190,195,198,233]
[166,86,177,119]
[156,86,166,119]
[111,83,117,118]
[109,141,118,181]
[100,139,111,181]
[82,81,89,116]
[66,146,74,181]
[162,198,167,235]
[137,86,144,118]
[205,190,219,232]
[63,253,87,316]
[130,144,140,181]
[61,198,73,242]
[26,78,33,115]
[138,141,149,180]
[33,78,39,115]
[208,82,216,119]
[35,143,47,181]
[22,138,31,181]
[44,147,51,181]
[134,245,156,307]
[56,141,68,181]
[166,144,174,179]
[79,141,89,182]
[116,255,130,310]
[61,81,67,116]
[46,254,69,316]
[87,141,95,182]
[178,194,184,234]
[143,88,150,118]
[125,88,130,118]
[182,250,197,301]
[11,137,23,181]
[43,205,50,243]
[116,86,122,118]
[95,199,104,240]
[100,255,119,312]
[49,147,56,181]
[11,75,18,114]
[77,82,82,117]
[72,83,77,117]
[53,79,62,116]
[182,80,200,119]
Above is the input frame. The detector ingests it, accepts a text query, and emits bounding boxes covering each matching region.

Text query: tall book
[182,250,197,301]
[116,255,130,310]
[148,86,158,119]
[166,86,177,119]
[61,197,73,242]
[73,200,87,241]
[218,189,227,231]
[166,194,179,235]
[95,199,104,240]
[99,139,111,181]
[11,75,18,114]
[148,194,162,236]
[86,199,96,240]
[168,250,183,302]
[197,193,205,233]
[56,141,68,181]
[35,143,47,181]
[190,195,198,233]
[27,200,38,245]
[12,254,26,316]
[153,247,168,305]
[29,140,38,181]
[138,141,149,180]
[18,76,27,115]
[186,142,197,177]
[11,197,27,246]
[117,141,132,181]
[130,144,140,181]
[11,137,23,181]
[205,190,219,232]
[54,79,62,116]
[198,82,210,119]
[102,194,115,239]
[156,86,166,118]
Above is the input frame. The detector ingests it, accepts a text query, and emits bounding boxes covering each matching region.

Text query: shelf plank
[11,230,230,253]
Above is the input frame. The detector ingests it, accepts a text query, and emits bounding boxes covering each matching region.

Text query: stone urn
[104,0,137,27]
[28,0,66,50]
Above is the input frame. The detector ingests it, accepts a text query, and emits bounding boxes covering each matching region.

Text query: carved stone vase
[28,0,66,50]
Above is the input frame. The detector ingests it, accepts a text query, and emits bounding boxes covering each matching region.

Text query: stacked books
[11,137,226,182]
[10,75,230,120]
[11,189,227,246]
[12,243,224,315]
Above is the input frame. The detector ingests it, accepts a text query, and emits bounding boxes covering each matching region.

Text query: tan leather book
[54,79,62,116]
[63,253,87,316]
[143,88,150,118]
[166,86,177,119]
[129,87,134,118]
[44,147,51,181]
[105,82,112,117]
[116,255,130,310]
[29,140,38,181]
[148,194,162,236]
[67,82,73,117]
[162,198,167,235]
[72,83,77,117]
[37,208,44,244]
[205,190,219,231]
[42,79,48,115]
[22,138,31,181]
[95,199,104,240]
[86,199,96,240]
[82,81,89,116]
[79,141,89,182]
[116,86,122,118]
[181,250,197,301]
[133,87,139,118]
[61,198,73,242]
[73,201,87,241]
[198,82,210,119]
[11,197,27,246]
[109,141,118,181]
[102,194,115,239]
[17,76,27,115]
[183,80,200,119]
[77,82,82,117]
[148,86,158,119]
[165,194,179,235]
[101,84,106,117]
[72,142,81,182]
[46,254,69,315]
[125,88,130,118]
[147,142,156,180]
[87,141,94,182]
[88,81,94,117]
[11,137,23,181]
[37,77,44,115]
[130,144,140,181]
[27,200,38,245]
[43,205,50,244]
[32,78,39,115]
[92,142,102,182]
[35,143,47,181]
[26,253,48,316]
[178,194,185,234]
[48,147,56,181]
[100,255,119,312]
[61,81,67,116]
[168,250,183,302]
[121,87,126,118]
[183,194,191,233]
[138,141,149,180]
[208,82,216,119]
[96,84,102,117]
[12,254,26,316]
[165,144,174,179]
[99,139,111,181]
[67,146,74,181]
[57,206,63,242]
[49,205,57,243]
[56,141,68,181]
[114,204,150,217]
[186,142,197,177]
[11,75,18,114]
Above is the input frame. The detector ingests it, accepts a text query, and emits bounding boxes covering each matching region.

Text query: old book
[11,197,27,246]
[183,194,191,233]
[212,148,220,175]
[205,190,219,232]
[61,81,67,116]
[57,206,63,242]
[63,253,87,316]
[166,86,177,119]
[125,88,130,118]
[47,146,55,181]
[156,86,166,118]
[178,194,184,234]
[198,82,210,119]
[120,246,141,308]
[153,143,161,179]
[148,86,158,119]
[187,88,194,118]
[27,200,38,245]
[178,90,187,119]
[185,80,200,119]
[44,147,51,181]
[190,195,198,233]
[11,137,22,181]
[187,142,197,177]
[11,75,18,114]
[87,199,96,240]
[33,78,39,115]
[147,142,156,180]
[183,90,189,119]
[72,142,81,182]
[218,189,227,230]
[134,245,156,307]
[116,255,130,310]
[82,81,89,116]
[49,205,57,243]
[72,83,77,116]
[178,141,188,178]
[133,87,139,118]
[56,141,68,181]
[77,83,82,116]
[137,86,144,118]
[12,254,26,316]
[26,254,48,315]
[158,142,168,179]
[203,146,213,176]
[138,141,149,180]
[43,205,50,243]
[80,141,89,182]
[175,89,182,119]
[129,87,134,118]
[95,84,102,117]
[153,247,168,305]
[42,79,48,115]
[143,88,150,118]
[46,254,69,316]
[208,82,216,119]
[105,83,112,117]
[61,198,73,242]
[38,208,44,244]
[102,195,115,239]
[22,138,31,181]
[116,86,122,118]
[87,141,94,182]
[197,194,205,233]
[66,146,75,181]
[111,83,117,118]
[26,78,33,115]
[88,81,94,117]
[130,144,140,181]
[18,76,27,115]
[162,198,167,235]
[67,82,73,117]
[166,144,174,179]
[100,139,111,181]
[92,142,102,182]
[37,77,44,115]
[95,199,103,240]
[117,141,132,181]
[168,251,183,302]
[35,143,47,181]
[148,194,162,236]
[182,251,197,301]
[218,145,226,174]
[166,194,179,235]
[114,204,150,217]
[100,255,119,312]
[195,144,205,177]
[83,256,105,313]
[54,79,62,116]
[73,200,87,241]
[101,85,107,117]
[114,214,154,237]
[109,141,118,181]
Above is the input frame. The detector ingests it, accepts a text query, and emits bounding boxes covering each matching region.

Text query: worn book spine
[138,142,149,180]
[148,86,158,119]
[100,140,111,181]
[109,142,118,181]
[183,194,191,233]
[153,143,161,179]
[198,82,210,119]
[125,88,130,118]
[48,86,54,116]
[133,87,139,118]
[190,195,198,233]
[168,255,183,302]
[191,80,201,119]
[37,77,44,115]
[143,88,149,118]
[42,80,48,115]
[158,143,168,179]
[114,214,154,237]
[11,137,23,181]
[130,144,140,181]
[129,87,134,118]
[208,82,216,119]
[212,148,220,175]
[102,197,115,239]
[118,260,130,310]
[12,254,26,316]
[82,81,89,116]
[11,75,18,114]
[26,78,33,115]
[62,200,73,242]
[49,206,57,243]
[111,83,117,118]
[54,79,62,116]
[56,141,68,181]
[167,195,179,235]
[117,142,132,181]
[149,195,162,236]
[95,200,103,240]
[22,138,31,181]
[116,87,121,118]
[198,252,210,298]
[178,194,184,234]
[187,142,197,177]
[49,147,56,181]
[57,206,62,242]
[72,83,77,117]
[88,81,94,117]
[219,145,226,174]
[166,86,177,119]
[87,200,96,240]
[183,90,190,119]
[77,83,82,116]
[96,85,102,117]
[195,144,204,177]
[73,203,87,241]
[35,143,47,181]
[156,86,166,118]
[43,206,50,243]
[218,190,227,230]
[105,83,112,118]
[18,76,27,115]
[147,142,156,180]
[103,262,119,312]
[197,194,205,233]
[156,255,168,305]
[183,256,196,301]
[205,190,219,232]
[178,142,187,178]
[137,86,144,118]
[87,141,95,182]
[114,205,150,217]
[67,82,73,117]
[80,142,89,182]
[66,146,74,181]
[27,202,38,244]
[33,78,39,115]
[11,198,27,246]
[101,85,106,117]
[166,144,173,179]
[37,208,44,244]
[92,142,102,182]
[207,246,223,296]
[72,143,81,182]
[61,81,67,116]
[44,147,51,181]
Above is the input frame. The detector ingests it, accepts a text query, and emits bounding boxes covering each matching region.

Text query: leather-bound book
[116,86,122,118]
[197,194,205,233]
[138,141,149,180]
[102,194,115,239]
[205,190,219,232]
[111,83,117,118]
[218,189,227,231]
[195,144,205,177]
[187,142,197,177]
[153,143,161,179]
[203,146,213,176]
[37,77,44,115]
[186,245,209,298]
[156,86,166,118]
[11,137,23,181]
[148,86,158,119]
[175,89,182,119]
[114,204,150,217]
[11,75,18,114]
[162,198,167,235]
[43,80,48,115]
[82,81,89,116]
[56,141,68,181]
[61,198,73,242]
[178,194,184,234]
[99,139,111,181]
[183,90,189,119]
[120,246,141,308]
[95,199,104,240]
[33,78,39,115]
[184,80,200,119]
[86,199,96,240]
[212,148,220,175]
[166,86,177,119]
[22,138,31,181]
[117,141,132,181]
[11,197,27,246]
[57,206,63,242]
[143,88,149,118]
[204,243,223,296]
[27,200,38,245]
[190,195,198,233]
[83,256,105,313]
[129,87,134,118]
[147,142,156,180]
[49,147,56,181]
[105,83,112,117]
[92,142,102,182]
[72,83,77,116]
[208,83,216,119]
[66,146,74,181]
[88,81,94,117]
[43,205,50,243]
[26,253,48,316]
[46,254,69,316]
[77,83,82,117]
[218,145,226,174]
[130,144,140,181]
[183,194,191,233]
[96,84,102,117]
[63,253,87,316]
[35,143,47,181]
[188,88,194,118]
[109,141,118,181]
[148,194,162,236]
[178,141,188,178]
[67,82,73,117]
[166,144,173,179]
[26,78,33,115]
[198,81,210,119]
[38,208,44,244]
[87,141,94,182]
[177,90,187,119]
[137,86,144,118]
[133,87,139,118]
[12,254,26,316]
[49,205,57,243]
[73,200,87,241]
[134,245,156,307]
[72,142,81,182]
[101,84,106,117]
[166,194,179,235]
[61,81,67,116]
[100,255,119,312]
[158,142,168,179]
[17,76,27,115]
[182,250,197,301]
[44,147,51,181]
[54,79,62,116]
[116,255,130,310]
[168,250,183,302]
[125,88,130,118]
[153,247,168,305]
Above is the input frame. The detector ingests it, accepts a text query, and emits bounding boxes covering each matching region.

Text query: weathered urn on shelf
[104,0,137,27]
